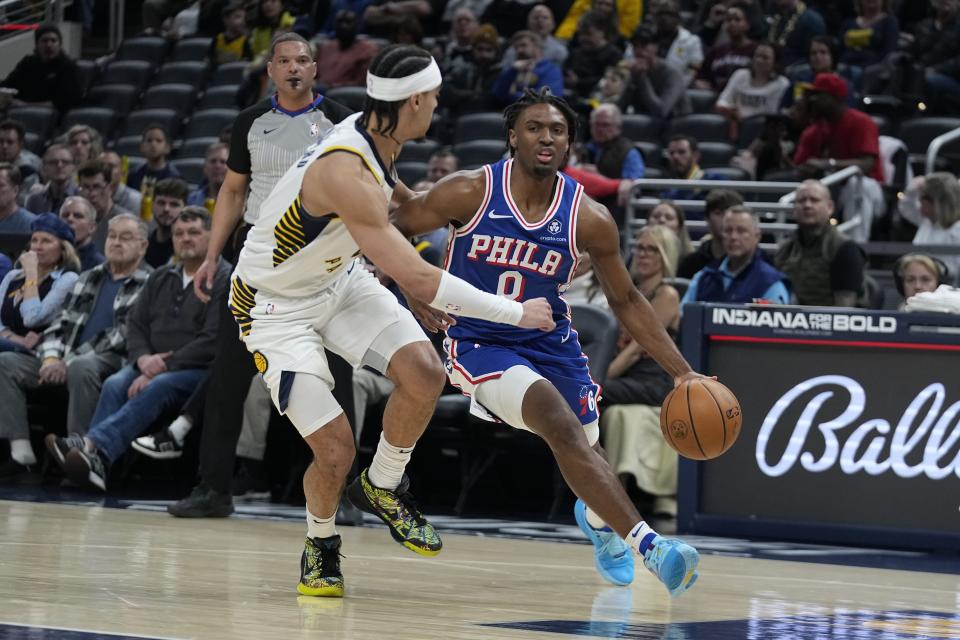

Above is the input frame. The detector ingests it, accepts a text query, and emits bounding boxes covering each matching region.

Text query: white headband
[366,58,442,102]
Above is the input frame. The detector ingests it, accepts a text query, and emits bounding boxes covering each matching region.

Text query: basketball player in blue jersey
[392,89,706,597]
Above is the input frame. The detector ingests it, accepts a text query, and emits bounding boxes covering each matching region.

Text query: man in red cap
[793,72,883,183]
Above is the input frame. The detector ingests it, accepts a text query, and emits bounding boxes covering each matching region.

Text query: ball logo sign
[755,374,960,480]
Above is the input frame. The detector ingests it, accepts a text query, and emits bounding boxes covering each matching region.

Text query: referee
[166,33,353,517]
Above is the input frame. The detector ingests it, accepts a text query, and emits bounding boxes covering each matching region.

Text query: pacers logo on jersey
[253,351,269,374]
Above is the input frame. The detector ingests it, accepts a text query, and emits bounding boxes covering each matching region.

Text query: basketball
[660,379,742,460]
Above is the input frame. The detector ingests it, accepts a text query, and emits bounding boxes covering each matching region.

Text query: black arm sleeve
[320,97,356,123]
[830,241,866,293]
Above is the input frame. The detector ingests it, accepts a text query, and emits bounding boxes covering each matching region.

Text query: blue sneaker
[574,499,634,586]
[641,535,700,597]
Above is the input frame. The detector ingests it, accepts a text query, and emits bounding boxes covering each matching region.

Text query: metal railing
[925,127,960,176]
[0,0,67,29]
[777,165,862,204]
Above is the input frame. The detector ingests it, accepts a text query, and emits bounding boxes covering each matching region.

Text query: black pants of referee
[189,222,356,495]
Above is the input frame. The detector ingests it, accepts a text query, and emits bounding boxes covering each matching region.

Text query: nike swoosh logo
[487,210,513,219]
[263,128,278,134]
[560,326,571,343]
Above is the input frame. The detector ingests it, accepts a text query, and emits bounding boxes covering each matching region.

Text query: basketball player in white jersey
[229,45,554,597]
[392,89,706,597]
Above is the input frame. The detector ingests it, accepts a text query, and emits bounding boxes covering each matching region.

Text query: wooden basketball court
[0,499,957,639]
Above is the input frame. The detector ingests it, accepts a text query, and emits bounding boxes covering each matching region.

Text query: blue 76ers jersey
[445,157,584,344]
[443,158,601,428]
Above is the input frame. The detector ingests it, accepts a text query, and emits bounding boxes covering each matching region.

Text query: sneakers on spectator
[168,483,234,518]
[132,428,183,460]
[62,447,108,492]
[44,433,86,467]
[232,457,270,501]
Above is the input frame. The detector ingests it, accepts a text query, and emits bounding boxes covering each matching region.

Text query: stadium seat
[8,106,57,142]
[75,59,99,95]
[142,84,196,114]
[634,141,661,168]
[736,114,767,149]
[119,108,181,139]
[62,107,116,140]
[24,132,42,154]
[183,109,239,139]
[116,37,169,68]
[706,166,751,181]
[325,86,367,112]
[100,60,154,92]
[452,140,507,169]
[621,114,661,143]
[154,61,208,88]
[685,89,717,113]
[666,113,729,144]
[896,117,960,157]
[83,84,139,113]
[453,112,506,143]
[112,136,143,157]
[198,85,240,109]
[171,37,213,62]
[871,114,892,136]
[397,161,428,185]
[400,139,440,163]
[177,137,219,159]
[698,141,736,167]
[210,61,247,86]
[172,158,206,185]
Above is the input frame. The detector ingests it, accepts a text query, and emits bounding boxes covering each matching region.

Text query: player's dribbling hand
[673,371,716,388]
[518,298,555,331]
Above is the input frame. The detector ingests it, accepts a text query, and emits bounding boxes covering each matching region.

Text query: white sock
[584,504,611,531]
[625,521,658,557]
[167,415,193,444]
[306,508,337,540]
[10,439,36,465]
[367,433,413,491]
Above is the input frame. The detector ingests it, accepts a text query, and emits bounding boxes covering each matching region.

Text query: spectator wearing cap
[0,24,83,113]
[0,214,150,480]
[0,164,37,234]
[314,10,380,89]
[441,23,503,117]
[60,196,105,272]
[501,4,568,67]
[0,213,80,355]
[491,31,564,106]
[621,25,690,119]
[26,144,79,216]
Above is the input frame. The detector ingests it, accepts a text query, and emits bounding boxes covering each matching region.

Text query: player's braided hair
[360,44,434,139]
[502,88,579,157]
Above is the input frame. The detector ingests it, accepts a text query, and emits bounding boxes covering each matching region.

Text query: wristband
[430,271,524,326]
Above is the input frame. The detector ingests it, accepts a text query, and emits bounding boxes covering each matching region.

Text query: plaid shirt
[37,263,152,363]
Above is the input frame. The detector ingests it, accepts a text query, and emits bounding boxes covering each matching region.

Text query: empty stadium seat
[112,136,143,157]
[154,61,208,88]
[8,106,57,142]
[62,107,116,140]
[142,84,196,114]
[100,60,154,91]
[172,158,206,185]
[184,109,238,139]
[177,137,220,159]
[736,114,767,148]
[706,166,751,181]
[634,141,661,168]
[698,141,736,167]
[325,86,367,112]
[400,139,440,163]
[198,85,240,109]
[621,114,661,142]
[210,61,247,86]
[685,89,717,113]
[666,113,729,144]
[896,117,960,157]
[397,161,429,185]
[452,140,507,168]
[24,132,42,154]
[171,37,213,62]
[84,84,139,113]
[116,37,169,68]
[454,112,506,143]
[120,108,181,139]
[75,59,99,95]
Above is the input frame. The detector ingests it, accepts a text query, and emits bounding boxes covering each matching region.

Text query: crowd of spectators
[0,0,958,516]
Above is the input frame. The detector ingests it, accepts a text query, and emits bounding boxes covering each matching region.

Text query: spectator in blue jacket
[682,206,790,305]
[491,31,564,106]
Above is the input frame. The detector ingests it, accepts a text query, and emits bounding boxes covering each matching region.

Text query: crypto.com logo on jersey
[701,341,960,533]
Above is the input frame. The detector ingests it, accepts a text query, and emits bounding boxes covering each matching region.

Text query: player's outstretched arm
[579,197,703,385]
[304,156,555,331]
[391,170,487,238]
[195,169,250,302]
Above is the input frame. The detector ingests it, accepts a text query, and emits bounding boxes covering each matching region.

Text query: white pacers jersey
[232,113,396,299]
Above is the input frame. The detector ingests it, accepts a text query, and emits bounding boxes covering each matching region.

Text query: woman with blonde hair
[602,224,682,517]
[647,200,693,258]
[61,124,104,165]
[899,172,960,281]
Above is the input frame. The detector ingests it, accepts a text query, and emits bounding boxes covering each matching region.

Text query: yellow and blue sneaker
[297,535,344,597]
[346,469,442,556]
[640,534,699,597]
[574,499,634,586]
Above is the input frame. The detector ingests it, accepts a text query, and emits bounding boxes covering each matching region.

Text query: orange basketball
[660,378,742,460]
